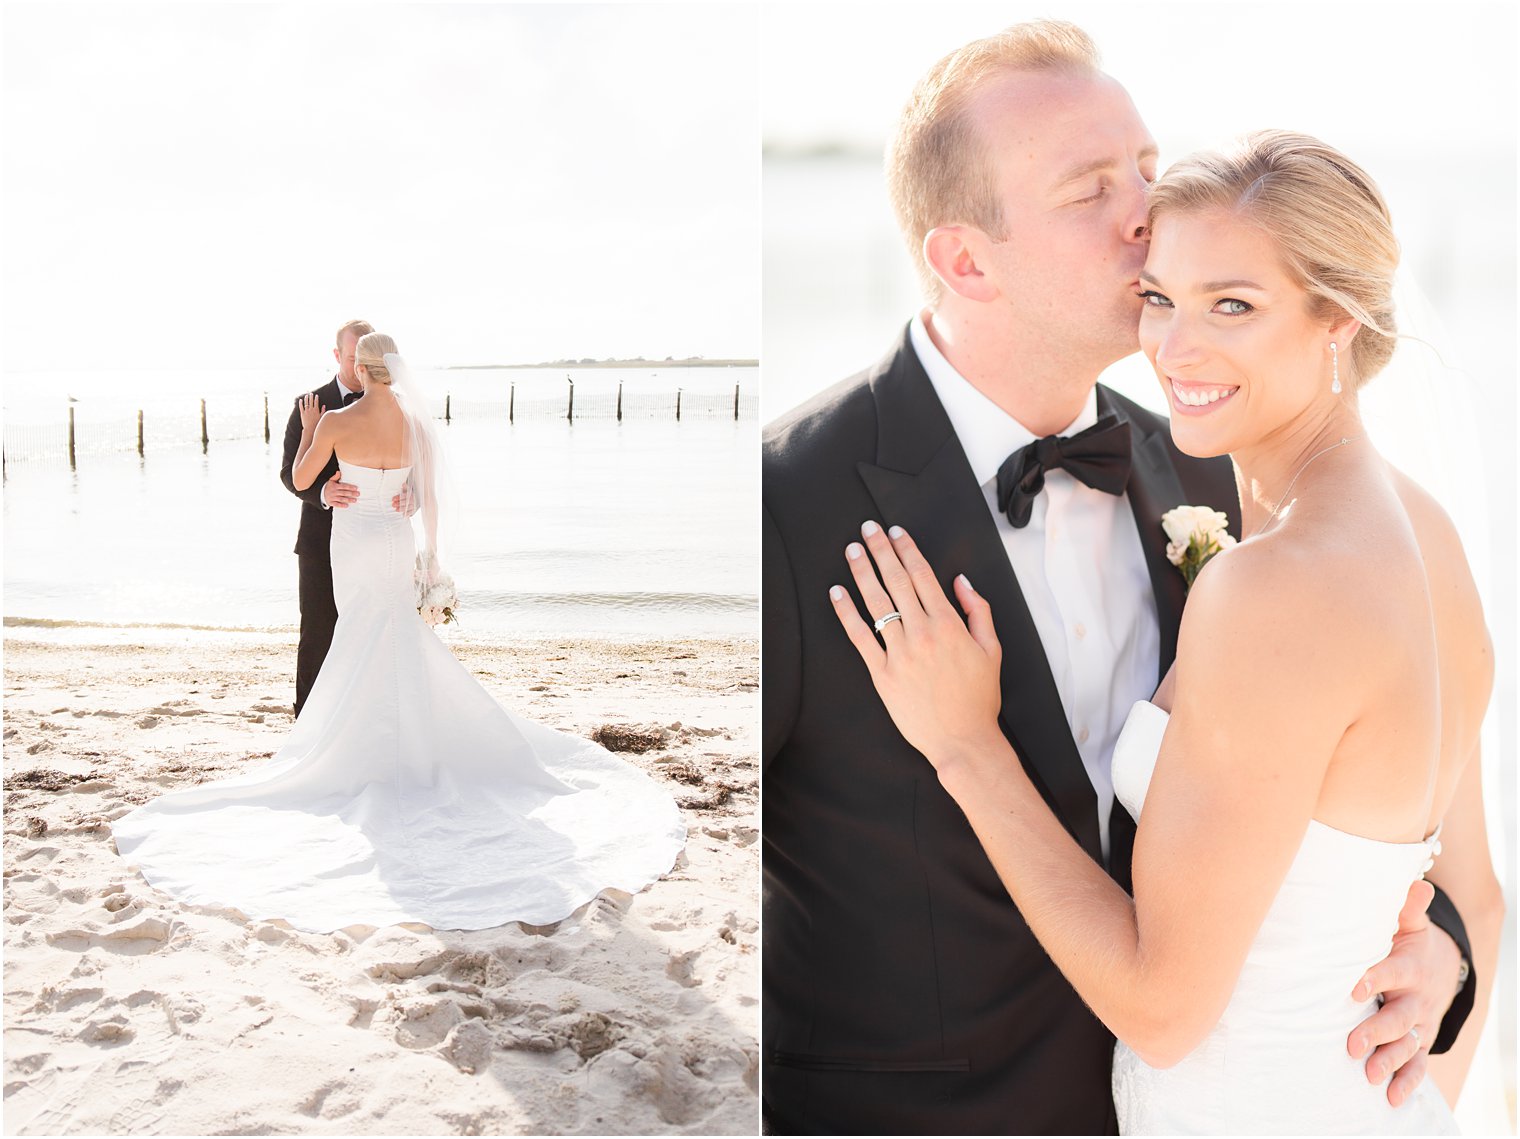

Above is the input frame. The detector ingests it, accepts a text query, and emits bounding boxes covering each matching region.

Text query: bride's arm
[292,396,337,491]
[832,523,1346,1068]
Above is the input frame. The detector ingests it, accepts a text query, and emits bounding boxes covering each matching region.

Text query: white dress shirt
[320,375,362,509]
[909,314,1160,860]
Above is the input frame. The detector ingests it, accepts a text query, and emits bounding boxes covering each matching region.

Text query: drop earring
[1329,342,1342,395]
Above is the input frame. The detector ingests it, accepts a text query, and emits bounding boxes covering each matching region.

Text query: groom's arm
[762,501,800,770]
[280,396,329,510]
[1425,886,1476,1053]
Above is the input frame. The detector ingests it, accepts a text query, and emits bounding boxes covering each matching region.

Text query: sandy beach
[2,628,758,1136]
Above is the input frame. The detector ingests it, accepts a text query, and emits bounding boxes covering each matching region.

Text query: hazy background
[762,1,1516,1129]
[4,2,759,370]
[3,2,761,645]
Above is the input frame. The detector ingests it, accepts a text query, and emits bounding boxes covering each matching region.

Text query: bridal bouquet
[1162,505,1236,590]
[415,555,459,626]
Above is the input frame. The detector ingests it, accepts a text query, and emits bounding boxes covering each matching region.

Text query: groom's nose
[1120,175,1150,244]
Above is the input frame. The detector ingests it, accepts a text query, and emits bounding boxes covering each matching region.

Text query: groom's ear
[924,225,1000,303]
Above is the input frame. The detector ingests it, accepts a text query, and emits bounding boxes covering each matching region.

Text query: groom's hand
[1346,879,1459,1107]
[324,471,359,509]
[391,484,417,516]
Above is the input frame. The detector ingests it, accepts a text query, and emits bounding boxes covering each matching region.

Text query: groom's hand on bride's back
[324,471,359,509]
[1346,878,1458,1106]
[391,484,417,516]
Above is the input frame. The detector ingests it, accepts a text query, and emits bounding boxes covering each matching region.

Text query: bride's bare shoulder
[1383,462,1493,691]
[1177,531,1383,677]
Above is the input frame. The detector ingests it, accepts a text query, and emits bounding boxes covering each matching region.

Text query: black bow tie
[995,415,1132,529]
[341,390,362,407]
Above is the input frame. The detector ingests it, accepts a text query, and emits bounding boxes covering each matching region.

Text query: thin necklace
[1265,435,1360,527]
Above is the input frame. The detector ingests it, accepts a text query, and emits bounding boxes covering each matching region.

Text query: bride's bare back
[325,388,411,471]
[1161,449,1490,845]
[1291,455,1490,842]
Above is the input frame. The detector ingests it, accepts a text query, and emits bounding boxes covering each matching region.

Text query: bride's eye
[1214,298,1252,316]
[1137,290,1172,308]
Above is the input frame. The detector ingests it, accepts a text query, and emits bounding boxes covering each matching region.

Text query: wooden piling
[263,394,270,443]
[68,405,76,469]
[567,377,574,422]
[200,399,208,453]
[733,383,740,421]
[675,388,682,422]
[617,381,623,422]
[137,410,145,457]
[509,383,515,424]
[445,394,451,423]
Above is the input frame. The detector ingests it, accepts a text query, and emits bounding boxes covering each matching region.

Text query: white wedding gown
[1108,700,1458,1134]
[114,462,686,933]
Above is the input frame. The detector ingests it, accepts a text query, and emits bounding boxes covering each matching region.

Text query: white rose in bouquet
[414,554,459,626]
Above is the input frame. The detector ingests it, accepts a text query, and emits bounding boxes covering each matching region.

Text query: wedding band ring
[873,611,902,633]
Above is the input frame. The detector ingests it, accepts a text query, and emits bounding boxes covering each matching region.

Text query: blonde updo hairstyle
[355,331,399,387]
[1146,130,1399,390]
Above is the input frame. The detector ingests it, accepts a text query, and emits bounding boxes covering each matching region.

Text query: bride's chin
[1167,425,1230,460]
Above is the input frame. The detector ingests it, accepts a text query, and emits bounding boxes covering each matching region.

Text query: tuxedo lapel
[856,333,1102,860]
[318,377,346,412]
[1099,386,1189,679]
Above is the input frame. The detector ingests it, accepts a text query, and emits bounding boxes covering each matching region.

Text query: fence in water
[3,382,760,470]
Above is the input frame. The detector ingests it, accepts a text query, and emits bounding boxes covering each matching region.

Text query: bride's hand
[298,393,323,432]
[830,521,1004,771]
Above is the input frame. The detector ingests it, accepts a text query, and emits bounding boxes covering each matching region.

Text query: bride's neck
[1233,400,1366,536]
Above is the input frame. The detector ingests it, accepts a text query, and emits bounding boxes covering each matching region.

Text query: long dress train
[113,463,686,932]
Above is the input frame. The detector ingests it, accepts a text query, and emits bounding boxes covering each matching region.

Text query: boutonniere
[1162,506,1236,590]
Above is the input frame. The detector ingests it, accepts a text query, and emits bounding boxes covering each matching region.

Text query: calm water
[4,369,758,642]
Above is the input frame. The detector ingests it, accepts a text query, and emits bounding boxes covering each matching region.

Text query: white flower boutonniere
[1162,505,1237,590]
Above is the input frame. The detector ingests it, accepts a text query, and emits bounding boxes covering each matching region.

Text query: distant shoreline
[447,358,758,370]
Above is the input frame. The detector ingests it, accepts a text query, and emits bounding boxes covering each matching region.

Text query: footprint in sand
[79,1015,135,1045]
[297,1080,361,1119]
[45,912,173,950]
[391,997,467,1049]
[135,716,160,730]
[439,1019,496,1074]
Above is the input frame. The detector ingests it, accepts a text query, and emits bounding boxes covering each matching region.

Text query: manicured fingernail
[829,585,844,601]
[861,520,880,537]
[1351,1034,1367,1058]
[887,525,905,539]
[1370,1063,1384,1083]
[846,543,864,560]
[1353,980,1370,1001]
[956,573,971,590]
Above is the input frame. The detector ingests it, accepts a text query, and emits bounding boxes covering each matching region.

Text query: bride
[113,332,686,933]
[829,133,1499,1133]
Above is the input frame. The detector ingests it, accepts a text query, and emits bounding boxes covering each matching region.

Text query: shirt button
[1074,622,1087,640]
[1076,727,1090,744]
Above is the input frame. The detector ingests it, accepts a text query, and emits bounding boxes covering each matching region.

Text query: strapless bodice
[336,461,412,518]
[1107,700,1455,1134]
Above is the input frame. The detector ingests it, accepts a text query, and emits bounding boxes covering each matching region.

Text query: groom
[761,21,1475,1134]
[278,318,372,715]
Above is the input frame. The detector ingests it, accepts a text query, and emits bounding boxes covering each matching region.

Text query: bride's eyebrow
[1137,270,1266,292]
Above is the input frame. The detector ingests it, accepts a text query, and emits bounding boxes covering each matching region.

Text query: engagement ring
[873,611,902,633]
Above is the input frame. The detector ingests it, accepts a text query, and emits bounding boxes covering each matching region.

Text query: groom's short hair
[887,20,1101,302]
[335,319,374,347]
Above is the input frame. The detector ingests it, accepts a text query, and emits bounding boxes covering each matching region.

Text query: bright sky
[763,0,1517,157]
[2,3,760,372]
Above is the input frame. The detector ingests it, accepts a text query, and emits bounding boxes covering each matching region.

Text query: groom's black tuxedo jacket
[761,329,1473,1135]
[279,376,347,558]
